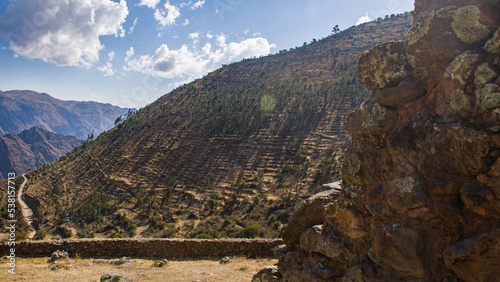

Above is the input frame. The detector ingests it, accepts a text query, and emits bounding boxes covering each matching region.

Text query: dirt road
[17,174,37,238]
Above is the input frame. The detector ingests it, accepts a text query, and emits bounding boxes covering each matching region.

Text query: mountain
[0,127,81,180]
[23,14,413,239]
[0,90,131,140]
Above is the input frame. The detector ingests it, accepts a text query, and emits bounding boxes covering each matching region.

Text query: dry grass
[0,257,277,281]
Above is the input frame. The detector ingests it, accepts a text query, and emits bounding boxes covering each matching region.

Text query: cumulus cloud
[108,51,115,61]
[154,1,180,29]
[191,0,205,10]
[138,0,161,8]
[124,36,276,79]
[97,62,115,76]
[356,12,372,25]
[125,47,134,62]
[188,32,200,44]
[0,0,128,68]
[97,51,116,76]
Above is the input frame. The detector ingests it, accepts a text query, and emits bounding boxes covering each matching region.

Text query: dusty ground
[0,257,277,281]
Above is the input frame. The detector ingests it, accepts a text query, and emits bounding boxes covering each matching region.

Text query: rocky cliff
[271,0,500,281]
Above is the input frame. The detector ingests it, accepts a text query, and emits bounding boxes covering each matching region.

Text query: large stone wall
[0,239,283,259]
[271,0,500,281]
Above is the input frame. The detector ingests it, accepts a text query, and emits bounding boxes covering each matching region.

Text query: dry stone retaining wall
[0,239,283,259]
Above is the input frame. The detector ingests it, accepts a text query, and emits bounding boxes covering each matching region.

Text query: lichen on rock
[406,9,434,46]
[450,5,490,44]
[357,42,412,91]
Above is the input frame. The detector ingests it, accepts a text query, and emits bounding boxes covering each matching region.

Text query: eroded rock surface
[274,0,500,281]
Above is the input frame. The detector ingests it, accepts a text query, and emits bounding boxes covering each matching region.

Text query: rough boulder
[272,0,500,281]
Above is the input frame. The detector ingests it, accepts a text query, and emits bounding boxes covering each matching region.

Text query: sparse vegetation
[13,14,412,239]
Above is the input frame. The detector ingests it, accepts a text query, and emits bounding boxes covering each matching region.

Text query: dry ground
[0,257,277,281]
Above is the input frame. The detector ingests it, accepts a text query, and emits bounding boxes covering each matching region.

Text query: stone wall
[272,0,500,281]
[0,239,283,259]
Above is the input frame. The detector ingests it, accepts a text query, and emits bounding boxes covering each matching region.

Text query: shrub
[16,230,29,241]
[240,224,260,238]
[277,210,291,223]
[110,232,122,238]
[57,226,73,238]
[267,214,277,225]
[272,221,281,230]
[33,230,46,240]
[187,211,198,220]
[126,224,137,232]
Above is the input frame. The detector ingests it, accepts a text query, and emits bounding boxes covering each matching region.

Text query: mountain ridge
[0,90,131,140]
[0,127,81,180]
[21,14,413,239]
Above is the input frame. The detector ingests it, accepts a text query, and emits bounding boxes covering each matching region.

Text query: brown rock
[324,200,367,239]
[369,224,427,279]
[374,81,426,108]
[299,225,353,264]
[281,189,341,249]
[276,0,500,281]
[443,229,500,281]
[386,174,429,215]
[358,42,412,91]
[252,265,283,282]
[477,158,500,198]
[343,100,398,137]
[100,273,135,282]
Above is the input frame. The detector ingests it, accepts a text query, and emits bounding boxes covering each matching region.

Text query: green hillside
[14,14,412,240]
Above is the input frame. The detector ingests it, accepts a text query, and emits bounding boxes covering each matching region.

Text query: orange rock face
[276,0,500,281]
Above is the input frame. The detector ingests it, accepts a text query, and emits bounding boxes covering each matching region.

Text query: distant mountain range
[0,127,81,180]
[0,90,131,140]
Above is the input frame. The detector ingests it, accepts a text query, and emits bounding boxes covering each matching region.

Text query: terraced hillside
[21,14,412,239]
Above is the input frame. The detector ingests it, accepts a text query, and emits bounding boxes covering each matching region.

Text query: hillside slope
[23,14,413,239]
[0,127,81,180]
[0,90,131,140]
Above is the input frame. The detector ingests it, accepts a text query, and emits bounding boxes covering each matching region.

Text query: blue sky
[0,0,414,108]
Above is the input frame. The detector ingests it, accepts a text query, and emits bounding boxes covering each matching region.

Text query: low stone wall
[0,238,283,259]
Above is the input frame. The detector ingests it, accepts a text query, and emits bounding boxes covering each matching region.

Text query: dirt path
[17,174,37,238]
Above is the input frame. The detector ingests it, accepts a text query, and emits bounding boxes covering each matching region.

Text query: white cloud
[182,19,190,26]
[97,61,115,76]
[0,0,128,68]
[129,17,138,34]
[124,36,276,80]
[216,33,227,47]
[98,51,116,76]
[108,51,115,61]
[154,1,180,29]
[191,0,205,10]
[125,47,134,62]
[188,32,200,44]
[356,12,372,25]
[138,0,161,9]
[206,32,213,39]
